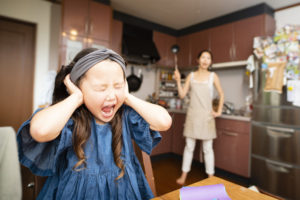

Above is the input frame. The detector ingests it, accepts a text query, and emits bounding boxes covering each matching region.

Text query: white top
[191,72,214,98]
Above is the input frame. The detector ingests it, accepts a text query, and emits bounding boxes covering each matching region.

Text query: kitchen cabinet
[210,14,275,63]
[110,19,123,54]
[151,127,173,156]
[177,35,191,68]
[62,0,112,42]
[189,30,210,66]
[153,31,177,68]
[62,0,89,38]
[21,166,35,200]
[214,118,250,177]
[209,23,234,63]
[171,113,186,155]
[151,113,186,156]
[60,0,112,65]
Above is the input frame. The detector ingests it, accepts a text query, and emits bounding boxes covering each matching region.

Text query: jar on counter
[169,98,176,109]
[176,99,182,109]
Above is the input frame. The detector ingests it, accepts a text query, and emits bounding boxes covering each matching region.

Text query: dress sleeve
[124,106,161,155]
[17,109,73,176]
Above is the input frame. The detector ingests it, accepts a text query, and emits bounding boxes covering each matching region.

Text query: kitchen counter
[167,109,251,122]
[166,108,186,114]
[218,114,251,121]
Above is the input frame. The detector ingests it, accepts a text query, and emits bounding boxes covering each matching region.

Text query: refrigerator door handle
[266,159,293,173]
[267,126,294,138]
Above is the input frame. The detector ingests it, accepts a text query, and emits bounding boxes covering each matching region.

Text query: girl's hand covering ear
[124,80,130,104]
[64,74,83,105]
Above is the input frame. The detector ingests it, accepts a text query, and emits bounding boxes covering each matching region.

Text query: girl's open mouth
[101,105,115,118]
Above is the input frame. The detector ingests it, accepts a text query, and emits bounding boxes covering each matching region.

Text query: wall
[0,0,61,110]
[214,68,250,110]
[125,64,158,100]
[275,5,300,30]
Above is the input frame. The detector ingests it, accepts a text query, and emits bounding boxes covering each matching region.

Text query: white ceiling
[110,0,299,29]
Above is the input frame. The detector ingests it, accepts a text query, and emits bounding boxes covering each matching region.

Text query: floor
[151,153,250,196]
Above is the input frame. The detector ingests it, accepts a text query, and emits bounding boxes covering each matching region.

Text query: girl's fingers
[64,74,81,95]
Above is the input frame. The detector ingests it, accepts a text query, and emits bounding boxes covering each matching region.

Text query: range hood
[122,23,160,65]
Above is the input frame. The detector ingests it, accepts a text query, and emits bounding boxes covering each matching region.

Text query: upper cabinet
[189,30,210,66]
[153,31,177,68]
[210,23,234,63]
[210,14,275,63]
[61,0,113,65]
[88,1,112,42]
[62,0,112,43]
[177,34,191,68]
[110,19,123,54]
[62,0,89,38]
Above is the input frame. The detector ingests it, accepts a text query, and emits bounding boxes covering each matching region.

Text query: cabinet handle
[229,46,233,60]
[85,20,89,35]
[90,20,93,34]
[266,159,292,173]
[233,44,236,59]
[223,131,238,137]
[27,182,35,188]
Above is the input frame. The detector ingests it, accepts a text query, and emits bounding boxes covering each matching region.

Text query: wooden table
[152,176,278,200]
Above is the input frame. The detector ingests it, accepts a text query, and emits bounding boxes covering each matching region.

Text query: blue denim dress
[17,105,161,200]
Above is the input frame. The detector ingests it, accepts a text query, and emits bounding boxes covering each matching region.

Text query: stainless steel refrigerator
[251,59,300,200]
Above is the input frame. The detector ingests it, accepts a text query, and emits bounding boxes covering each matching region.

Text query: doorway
[0,16,36,200]
[0,16,35,131]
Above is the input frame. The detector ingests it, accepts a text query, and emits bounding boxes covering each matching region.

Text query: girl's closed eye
[93,85,107,92]
[114,82,125,89]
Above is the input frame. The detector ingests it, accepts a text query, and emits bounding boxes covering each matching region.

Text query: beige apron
[183,72,216,140]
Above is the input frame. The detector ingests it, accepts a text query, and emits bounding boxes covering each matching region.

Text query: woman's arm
[174,69,191,99]
[212,73,224,117]
[125,94,172,132]
[30,75,83,142]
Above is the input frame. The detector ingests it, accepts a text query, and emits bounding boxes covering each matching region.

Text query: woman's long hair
[52,48,125,180]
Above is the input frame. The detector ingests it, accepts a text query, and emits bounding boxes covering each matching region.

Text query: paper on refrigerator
[287,80,300,107]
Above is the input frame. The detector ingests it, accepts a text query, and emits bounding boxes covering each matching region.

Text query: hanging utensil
[171,44,180,70]
[126,66,143,92]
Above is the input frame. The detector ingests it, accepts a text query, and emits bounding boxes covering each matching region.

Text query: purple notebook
[180,184,231,200]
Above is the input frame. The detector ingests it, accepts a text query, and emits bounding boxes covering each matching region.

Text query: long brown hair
[52,48,125,179]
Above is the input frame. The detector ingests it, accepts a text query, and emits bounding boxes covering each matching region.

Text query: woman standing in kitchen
[174,50,224,185]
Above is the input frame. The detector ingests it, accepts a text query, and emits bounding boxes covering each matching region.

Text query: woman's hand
[174,69,181,82]
[64,74,83,106]
[212,111,221,118]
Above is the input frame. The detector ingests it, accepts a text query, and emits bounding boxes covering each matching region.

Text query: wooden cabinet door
[214,118,250,177]
[62,0,89,37]
[110,19,123,54]
[189,30,210,66]
[89,1,112,42]
[263,14,276,37]
[151,128,173,156]
[177,35,191,68]
[209,23,234,63]
[21,166,35,200]
[153,31,177,68]
[233,15,264,61]
[171,113,186,155]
